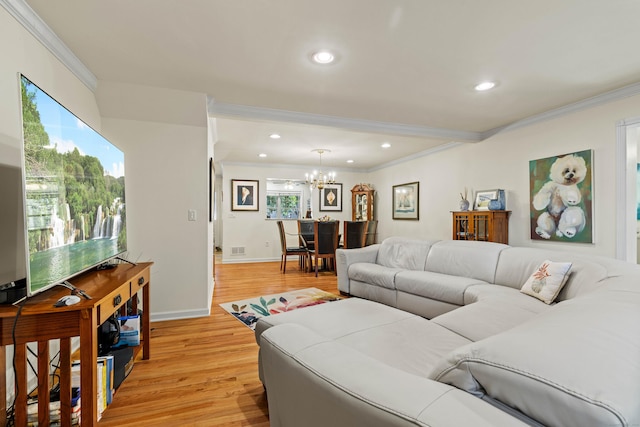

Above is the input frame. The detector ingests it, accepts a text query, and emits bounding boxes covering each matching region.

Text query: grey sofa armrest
[260,323,528,427]
[336,244,380,294]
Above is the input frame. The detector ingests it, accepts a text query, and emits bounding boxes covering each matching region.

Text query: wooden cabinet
[452,211,511,244]
[0,262,152,426]
[351,184,375,221]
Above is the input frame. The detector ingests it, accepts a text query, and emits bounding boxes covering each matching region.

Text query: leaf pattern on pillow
[531,262,551,293]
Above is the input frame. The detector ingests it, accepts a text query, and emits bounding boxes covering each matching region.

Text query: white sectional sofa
[255,238,640,427]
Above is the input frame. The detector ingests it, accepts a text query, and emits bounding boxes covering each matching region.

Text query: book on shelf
[97,358,105,418]
[70,355,115,420]
[98,354,115,405]
[27,399,81,426]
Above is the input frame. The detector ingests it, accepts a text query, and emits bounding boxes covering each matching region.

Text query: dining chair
[297,219,315,251]
[310,220,340,277]
[343,221,367,249]
[364,220,378,246]
[277,220,309,273]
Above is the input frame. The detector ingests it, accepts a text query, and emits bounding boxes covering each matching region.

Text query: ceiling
[20,0,640,171]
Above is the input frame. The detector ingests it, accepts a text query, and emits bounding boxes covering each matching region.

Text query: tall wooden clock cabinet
[351,183,375,221]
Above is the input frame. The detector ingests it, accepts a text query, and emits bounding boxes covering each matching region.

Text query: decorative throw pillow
[520,260,572,304]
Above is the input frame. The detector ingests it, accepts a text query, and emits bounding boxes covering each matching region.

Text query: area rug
[220,287,342,330]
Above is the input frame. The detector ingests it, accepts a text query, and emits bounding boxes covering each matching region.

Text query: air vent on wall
[231,247,245,256]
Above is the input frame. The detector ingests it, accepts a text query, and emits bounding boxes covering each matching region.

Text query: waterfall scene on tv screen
[20,75,126,295]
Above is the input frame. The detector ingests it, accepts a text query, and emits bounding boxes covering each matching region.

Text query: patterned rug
[219,287,342,330]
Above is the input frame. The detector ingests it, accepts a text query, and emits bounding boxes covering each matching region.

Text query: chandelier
[305,149,336,190]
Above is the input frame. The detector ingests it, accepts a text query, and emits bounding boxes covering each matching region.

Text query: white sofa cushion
[336,316,471,378]
[425,240,508,283]
[429,289,640,427]
[376,237,438,270]
[494,247,610,300]
[349,263,401,290]
[395,270,487,305]
[260,323,532,427]
[255,297,414,343]
[432,298,549,342]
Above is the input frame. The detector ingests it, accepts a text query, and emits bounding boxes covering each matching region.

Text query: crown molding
[1,0,97,92]
[207,97,482,142]
[367,141,465,172]
[220,141,466,174]
[219,160,366,173]
[482,81,640,139]
[8,0,640,144]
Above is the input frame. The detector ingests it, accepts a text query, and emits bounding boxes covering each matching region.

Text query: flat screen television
[20,74,127,296]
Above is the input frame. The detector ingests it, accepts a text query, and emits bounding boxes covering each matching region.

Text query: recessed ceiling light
[381,143,391,148]
[475,81,496,91]
[269,133,281,139]
[346,159,354,163]
[259,153,267,158]
[312,50,335,64]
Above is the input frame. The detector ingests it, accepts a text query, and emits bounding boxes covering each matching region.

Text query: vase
[488,199,502,210]
[459,199,470,211]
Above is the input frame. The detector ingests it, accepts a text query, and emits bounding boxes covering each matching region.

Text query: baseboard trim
[222,257,280,264]
[151,307,211,322]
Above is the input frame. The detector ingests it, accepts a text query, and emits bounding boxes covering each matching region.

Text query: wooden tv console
[0,261,152,426]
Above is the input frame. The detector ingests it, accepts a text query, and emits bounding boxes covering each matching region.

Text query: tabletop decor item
[459,188,470,211]
[474,189,501,211]
[488,190,506,210]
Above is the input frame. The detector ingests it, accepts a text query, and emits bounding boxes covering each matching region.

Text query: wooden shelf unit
[452,210,511,244]
[0,261,152,426]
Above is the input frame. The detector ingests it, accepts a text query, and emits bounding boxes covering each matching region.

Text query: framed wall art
[529,149,593,243]
[319,183,342,211]
[231,179,259,211]
[392,182,419,220]
[473,189,505,211]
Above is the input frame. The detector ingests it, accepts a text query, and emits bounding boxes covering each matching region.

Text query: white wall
[220,163,369,263]
[101,118,211,320]
[97,81,212,321]
[220,96,640,261]
[371,94,640,258]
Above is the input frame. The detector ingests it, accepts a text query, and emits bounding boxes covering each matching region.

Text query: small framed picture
[392,182,419,220]
[231,179,259,211]
[473,189,499,211]
[319,183,342,211]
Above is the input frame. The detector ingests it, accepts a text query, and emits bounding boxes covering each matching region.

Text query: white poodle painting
[529,150,593,243]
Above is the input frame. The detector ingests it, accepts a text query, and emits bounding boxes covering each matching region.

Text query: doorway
[616,118,640,263]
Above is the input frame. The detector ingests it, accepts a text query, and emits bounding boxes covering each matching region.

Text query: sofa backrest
[429,284,640,427]
[425,240,508,283]
[377,237,439,270]
[493,247,638,301]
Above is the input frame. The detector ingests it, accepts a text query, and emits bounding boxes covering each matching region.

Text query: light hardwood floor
[98,259,340,426]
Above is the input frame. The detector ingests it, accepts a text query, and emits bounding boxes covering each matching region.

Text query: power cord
[7,297,27,426]
[5,299,64,426]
